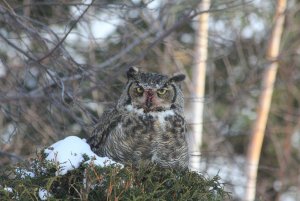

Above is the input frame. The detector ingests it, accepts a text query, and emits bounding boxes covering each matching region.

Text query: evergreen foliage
[0,153,230,201]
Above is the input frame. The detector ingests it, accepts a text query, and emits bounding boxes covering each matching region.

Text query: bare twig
[37,0,95,62]
[0,32,37,61]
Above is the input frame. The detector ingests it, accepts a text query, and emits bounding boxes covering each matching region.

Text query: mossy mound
[0,155,230,201]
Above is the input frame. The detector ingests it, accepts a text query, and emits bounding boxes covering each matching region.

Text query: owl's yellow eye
[157,88,167,95]
[136,87,144,94]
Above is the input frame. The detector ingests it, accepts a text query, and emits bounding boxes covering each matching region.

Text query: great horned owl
[87,67,188,169]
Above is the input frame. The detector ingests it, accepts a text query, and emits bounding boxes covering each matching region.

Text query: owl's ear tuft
[169,74,185,83]
[127,66,139,79]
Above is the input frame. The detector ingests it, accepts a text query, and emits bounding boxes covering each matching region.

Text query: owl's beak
[145,89,154,109]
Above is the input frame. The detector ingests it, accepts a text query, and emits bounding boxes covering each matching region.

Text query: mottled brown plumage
[87,67,188,169]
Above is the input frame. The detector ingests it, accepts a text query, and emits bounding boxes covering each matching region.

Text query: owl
[87,67,188,169]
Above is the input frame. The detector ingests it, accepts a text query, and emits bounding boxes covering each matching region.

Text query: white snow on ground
[44,136,121,175]
[3,187,19,200]
[199,156,247,200]
[200,156,298,201]
[15,168,35,179]
[38,188,52,200]
[4,187,13,193]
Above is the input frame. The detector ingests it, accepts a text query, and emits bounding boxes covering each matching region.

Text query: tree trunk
[245,0,287,200]
[188,0,210,172]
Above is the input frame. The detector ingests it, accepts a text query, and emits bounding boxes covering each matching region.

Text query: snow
[38,188,52,200]
[199,156,247,200]
[4,187,13,193]
[3,186,19,200]
[15,168,35,179]
[44,136,121,175]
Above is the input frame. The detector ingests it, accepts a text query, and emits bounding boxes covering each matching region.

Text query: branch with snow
[44,136,122,176]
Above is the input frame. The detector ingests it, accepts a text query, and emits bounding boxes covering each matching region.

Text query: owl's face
[122,67,185,113]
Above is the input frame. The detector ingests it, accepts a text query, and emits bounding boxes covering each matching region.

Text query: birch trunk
[189,0,210,172]
[245,0,287,200]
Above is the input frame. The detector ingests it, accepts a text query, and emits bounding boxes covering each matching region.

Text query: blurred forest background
[0,0,299,200]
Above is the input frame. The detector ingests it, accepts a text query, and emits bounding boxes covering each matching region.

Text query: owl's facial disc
[136,86,172,113]
[123,69,185,114]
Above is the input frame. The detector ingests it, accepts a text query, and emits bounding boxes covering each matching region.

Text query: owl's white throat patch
[125,105,144,115]
[125,105,174,124]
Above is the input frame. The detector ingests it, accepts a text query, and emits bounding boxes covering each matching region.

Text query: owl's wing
[87,107,122,151]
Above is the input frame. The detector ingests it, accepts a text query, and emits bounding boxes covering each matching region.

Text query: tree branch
[37,0,95,62]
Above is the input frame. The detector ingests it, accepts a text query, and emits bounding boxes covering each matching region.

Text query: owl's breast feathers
[88,105,188,169]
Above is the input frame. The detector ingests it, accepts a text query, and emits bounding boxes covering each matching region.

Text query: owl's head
[117,67,185,113]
